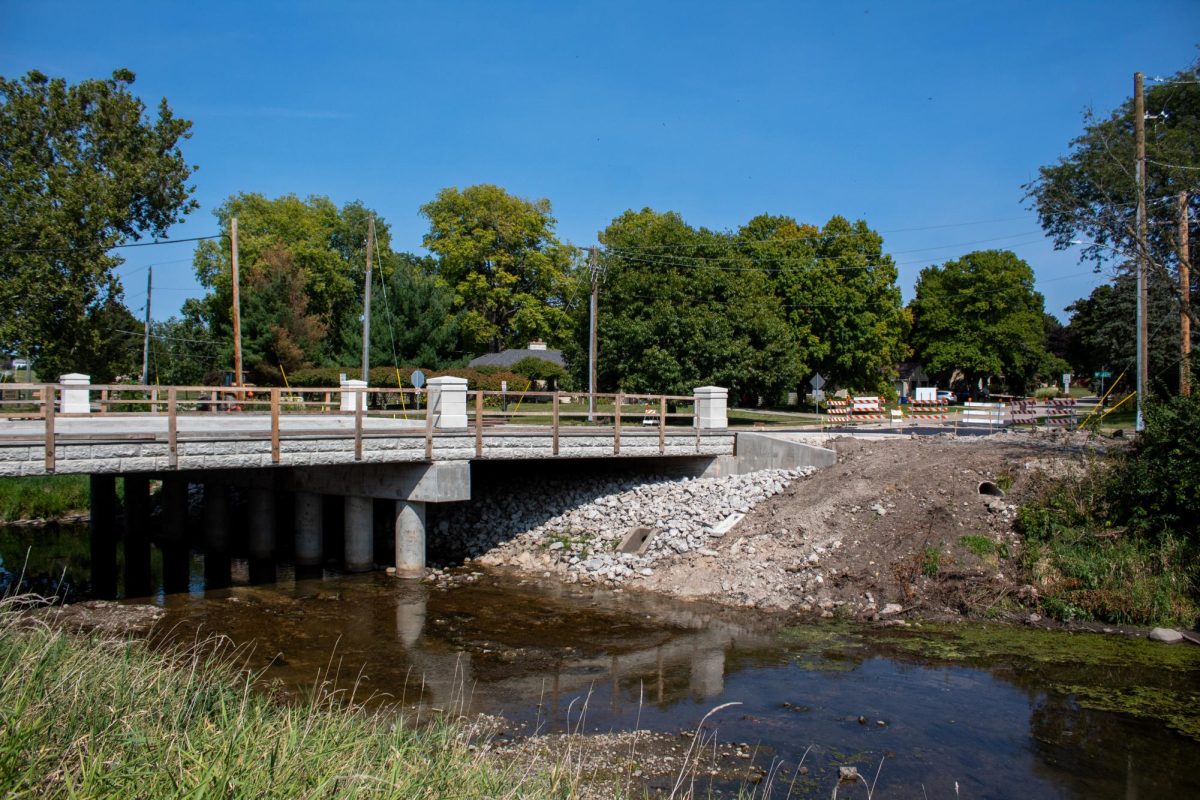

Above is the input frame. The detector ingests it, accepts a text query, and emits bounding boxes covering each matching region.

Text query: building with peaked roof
[467,340,565,369]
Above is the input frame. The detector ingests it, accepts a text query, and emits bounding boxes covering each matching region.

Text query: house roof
[468,348,565,369]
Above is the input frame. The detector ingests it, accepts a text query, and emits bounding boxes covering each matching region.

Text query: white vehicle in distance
[936,390,957,404]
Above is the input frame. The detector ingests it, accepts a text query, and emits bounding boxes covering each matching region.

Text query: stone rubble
[431,468,815,586]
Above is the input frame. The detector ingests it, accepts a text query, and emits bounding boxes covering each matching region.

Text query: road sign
[1062,372,1072,394]
[410,369,426,388]
[1094,371,1112,378]
[810,372,825,390]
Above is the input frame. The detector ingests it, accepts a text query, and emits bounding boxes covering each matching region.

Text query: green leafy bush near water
[0,476,91,522]
[0,605,571,799]
[1016,394,1200,626]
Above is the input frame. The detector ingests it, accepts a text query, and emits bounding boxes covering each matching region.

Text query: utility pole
[141,266,152,386]
[361,214,375,383]
[1134,72,1148,431]
[231,217,243,387]
[1181,191,1192,397]
[588,245,601,421]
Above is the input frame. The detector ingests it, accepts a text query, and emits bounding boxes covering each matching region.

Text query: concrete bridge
[1,376,833,597]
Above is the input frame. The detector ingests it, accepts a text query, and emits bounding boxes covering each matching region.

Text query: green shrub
[0,476,91,522]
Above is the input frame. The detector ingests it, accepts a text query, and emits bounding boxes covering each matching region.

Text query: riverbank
[0,475,91,523]
[439,430,1196,631]
[0,598,573,800]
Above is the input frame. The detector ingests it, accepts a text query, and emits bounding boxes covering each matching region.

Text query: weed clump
[1016,394,1200,627]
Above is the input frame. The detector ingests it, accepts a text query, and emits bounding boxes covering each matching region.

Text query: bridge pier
[203,482,231,588]
[248,487,276,583]
[294,491,323,568]
[122,474,151,598]
[344,495,373,572]
[394,500,426,579]
[161,477,191,593]
[89,474,118,600]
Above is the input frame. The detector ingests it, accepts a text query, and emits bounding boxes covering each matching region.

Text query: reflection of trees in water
[1028,689,1200,798]
[0,523,93,602]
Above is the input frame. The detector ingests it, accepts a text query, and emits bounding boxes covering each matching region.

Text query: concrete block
[427,376,468,429]
[59,373,91,414]
[693,386,728,430]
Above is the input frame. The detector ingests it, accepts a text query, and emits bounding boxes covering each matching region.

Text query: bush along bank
[0,599,573,800]
[0,475,92,523]
[430,468,812,586]
[1016,394,1200,627]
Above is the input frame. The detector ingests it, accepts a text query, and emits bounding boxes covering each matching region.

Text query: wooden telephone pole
[361,215,375,383]
[231,217,243,387]
[1181,191,1192,396]
[141,266,152,386]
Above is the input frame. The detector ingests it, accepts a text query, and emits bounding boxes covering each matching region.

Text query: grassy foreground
[0,476,92,522]
[0,601,572,799]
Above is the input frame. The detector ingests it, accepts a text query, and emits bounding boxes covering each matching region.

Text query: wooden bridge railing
[0,383,702,471]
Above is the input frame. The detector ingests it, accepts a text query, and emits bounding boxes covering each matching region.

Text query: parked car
[936,390,956,404]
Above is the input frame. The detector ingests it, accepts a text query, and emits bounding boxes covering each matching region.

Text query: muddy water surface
[3,525,1198,798]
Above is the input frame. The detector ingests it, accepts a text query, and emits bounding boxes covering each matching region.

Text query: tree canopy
[420,184,577,354]
[0,69,195,379]
[593,209,907,401]
[189,193,384,374]
[909,250,1057,394]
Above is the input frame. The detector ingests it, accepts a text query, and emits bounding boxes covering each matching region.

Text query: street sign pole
[810,373,825,427]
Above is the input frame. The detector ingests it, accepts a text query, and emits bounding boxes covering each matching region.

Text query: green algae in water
[873,622,1200,672]
[1055,684,1200,741]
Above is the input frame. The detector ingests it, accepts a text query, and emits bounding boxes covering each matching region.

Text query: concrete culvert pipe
[978,481,1005,497]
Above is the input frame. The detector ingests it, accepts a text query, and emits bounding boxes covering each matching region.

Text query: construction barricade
[851,396,885,422]
[907,398,951,426]
[1043,397,1078,427]
[823,398,854,425]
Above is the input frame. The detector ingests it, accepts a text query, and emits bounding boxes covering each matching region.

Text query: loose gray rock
[1149,627,1183,643]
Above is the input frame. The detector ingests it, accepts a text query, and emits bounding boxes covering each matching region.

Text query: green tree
[748,214,909,394]
[146,316,216,386]
[0,69,196,378]
[368,254,463,369]
[1064,270,1191,393]
[596,209,800,402]
[190,193,383,368]
[909,250,1053,395]
[420,185,577,354]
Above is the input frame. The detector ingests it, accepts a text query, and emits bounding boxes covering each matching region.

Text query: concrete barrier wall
[726,432,837,473]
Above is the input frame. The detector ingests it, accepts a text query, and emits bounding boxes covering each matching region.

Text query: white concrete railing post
[693,385,728,430]
[427,376,468,430]
[340,378,367,412]
[59,373,92,414]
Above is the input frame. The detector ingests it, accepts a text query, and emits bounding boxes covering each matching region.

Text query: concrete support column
[294,491,324,567]
[693,385,729,430]
[89,474,117,599]
[161,477,190,594]
[203,482,231,589]
[247,487,276,584]
[343,495,373,572]
[122,474,151,598]
[59,372,92,414]
[394,500,426,579]
[427,376,468,429]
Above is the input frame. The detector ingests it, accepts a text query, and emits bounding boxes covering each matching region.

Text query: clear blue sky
[3,1,1197,322]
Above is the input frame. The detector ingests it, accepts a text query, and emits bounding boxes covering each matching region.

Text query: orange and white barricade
[1010,400,1038,426]
[907,398,950,425]
[851,396,885,422]
[1043,397,1077,427]
[823,398,853,425]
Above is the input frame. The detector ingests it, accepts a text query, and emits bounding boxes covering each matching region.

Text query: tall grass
[0,476,91,522]
[0,597,573,799]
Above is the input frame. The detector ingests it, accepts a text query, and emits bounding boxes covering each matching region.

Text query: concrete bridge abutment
[294,491,323,568]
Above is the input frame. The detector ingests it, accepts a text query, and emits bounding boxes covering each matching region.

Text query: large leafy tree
[0,69,196,379]
[420,184,577,353]
[190,193,383,368]
[747,214,909,393]
[1025,61,1198,317]
[909,250,1054,394]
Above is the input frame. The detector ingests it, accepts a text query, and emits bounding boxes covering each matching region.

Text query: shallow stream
[3,523,1198,797]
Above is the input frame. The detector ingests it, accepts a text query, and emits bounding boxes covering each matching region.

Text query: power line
[2,234,221,256]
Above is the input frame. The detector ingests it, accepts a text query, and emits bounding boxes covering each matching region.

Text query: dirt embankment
[634,433,1093,620]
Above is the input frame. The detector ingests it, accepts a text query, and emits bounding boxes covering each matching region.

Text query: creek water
[3,523,1199,798]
